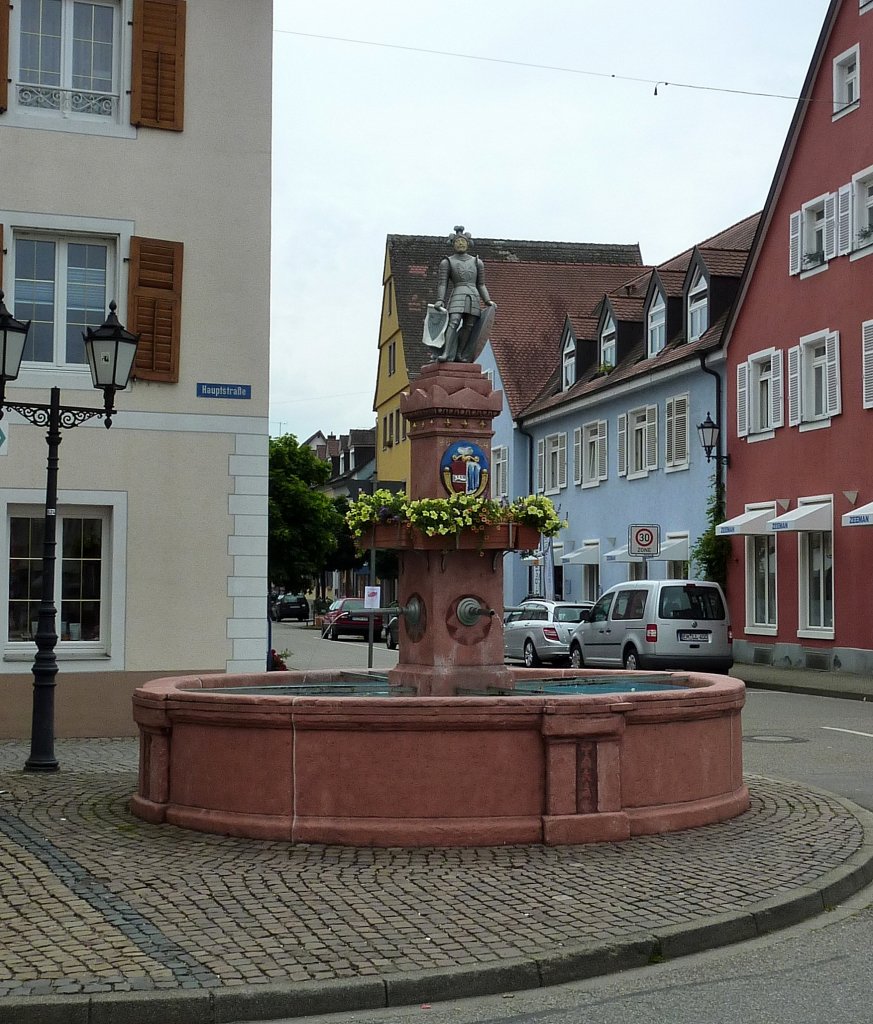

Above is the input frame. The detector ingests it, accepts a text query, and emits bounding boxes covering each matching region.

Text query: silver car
[568,580,733,673]
[503,600,593,667]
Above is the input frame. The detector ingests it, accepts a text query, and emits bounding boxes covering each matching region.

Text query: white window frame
[664,394,689,471]
[647,291,666,356]
[542,433,567,495]
[794,193,836,274]
[625,405,657,479]
[796,497,834,639]
[1,489,127,672]
[743,503,778,635]
[848,164,873,260]
[833,44,860,118]
[6,0,136,138]
[686,269,708,342]
[738,348,784,439]
[787,329,841,428]
[600,315,616,369]
[575,420,607,489]
[1,211,132,391]
[492,445,508,499]
[562,336,576,390]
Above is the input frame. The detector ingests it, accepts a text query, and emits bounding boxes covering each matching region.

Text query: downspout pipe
[699,352,725,494]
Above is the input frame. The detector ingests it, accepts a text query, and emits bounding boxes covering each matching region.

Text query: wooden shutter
[128,236,183,382]
[826,330,841,416]
[131,0,187,130]
[536,439,544,493]
[645,405,658,471]
[736,362,749,438]
[838,183,853,255]
[597,420,608,481]
[771,350,784,428]
[823,192,837,261]
[787,346,801,426]
[573,427,582,485]
[0,1,8,114]
[617,414,627,476]
[666,395,688,468]
[789,212,801,275]
[863,321,873,410]
[557,433,567,489]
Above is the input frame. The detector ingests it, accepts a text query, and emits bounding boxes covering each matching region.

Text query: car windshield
[343,599,364,610]
[658,586,725,620]
[554,606,590,623]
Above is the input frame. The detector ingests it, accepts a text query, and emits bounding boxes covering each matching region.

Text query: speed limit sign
[628,524,660,557]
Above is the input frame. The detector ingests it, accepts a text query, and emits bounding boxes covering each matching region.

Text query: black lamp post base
[23,758,60,773]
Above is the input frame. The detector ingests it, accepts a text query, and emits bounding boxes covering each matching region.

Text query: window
[600,314,616,369]
[647,291,666,356]
[483,368,494,386]
[492,445,508,499]
[800,530,833,633]
[790,194,836,273]
[537,433,567,494]
[833,45,860,116]
[13,232,112,367]
[737,349,784,437]
[394,409,401,445]
[747,531,777,631]
[562,335,576,389]
[787,330,840,427]
[5,503,116,657]
[387,341,396,376]
[582,563,599,603]
[686,269,708,342]
[382,415,389,448]
[664,395,688,471]
[618,406,657,478]
[1,0,185,134]
[574,421,607,487]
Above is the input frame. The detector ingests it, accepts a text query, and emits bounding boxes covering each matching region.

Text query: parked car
[321,597,383,641]
[273,593,309,622]
[384,611,399,650]
[568,579,733,673]
[503,600,593,666]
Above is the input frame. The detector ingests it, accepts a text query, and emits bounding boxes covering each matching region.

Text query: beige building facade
[0,0,272,737]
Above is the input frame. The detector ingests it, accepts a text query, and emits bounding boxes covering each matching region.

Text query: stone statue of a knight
[423,226,497,363]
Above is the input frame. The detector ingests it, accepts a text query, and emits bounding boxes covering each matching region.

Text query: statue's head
[449,225,472,253]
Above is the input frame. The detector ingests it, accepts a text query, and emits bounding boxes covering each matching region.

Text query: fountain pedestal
[377,362,526,694]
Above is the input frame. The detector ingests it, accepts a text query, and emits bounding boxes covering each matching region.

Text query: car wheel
[330,625,339,641]
[623,647,642,671]
[569,643,584,669]
[523,639,541,668]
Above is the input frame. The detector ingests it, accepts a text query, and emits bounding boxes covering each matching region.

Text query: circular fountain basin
[130,668,748,846]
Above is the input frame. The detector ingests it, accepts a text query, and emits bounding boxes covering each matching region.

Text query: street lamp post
[0,295,138,773]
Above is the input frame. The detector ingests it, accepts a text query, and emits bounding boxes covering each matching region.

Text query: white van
[568,580,733,673]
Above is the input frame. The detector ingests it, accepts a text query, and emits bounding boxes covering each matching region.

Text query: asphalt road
[265,626,873,1024]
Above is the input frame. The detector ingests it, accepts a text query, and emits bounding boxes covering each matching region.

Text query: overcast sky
[270,0,831,442]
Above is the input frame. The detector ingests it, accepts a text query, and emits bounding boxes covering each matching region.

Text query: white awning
[562,545,600,565]
[768,502,831,533]
[715,508,774,536]
[842,500,873,526]
[604,544,643,563]
[650,535,689,561]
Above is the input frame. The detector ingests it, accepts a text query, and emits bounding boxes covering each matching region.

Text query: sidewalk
[732,662,873,701]
[1,735,873,1024]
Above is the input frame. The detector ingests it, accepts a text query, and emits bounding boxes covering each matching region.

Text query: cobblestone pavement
[0,738,871,1015]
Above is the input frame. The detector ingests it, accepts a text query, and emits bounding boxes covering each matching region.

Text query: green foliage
[691,476,730,589]
[345,489,566,540]
[268,434,343,592]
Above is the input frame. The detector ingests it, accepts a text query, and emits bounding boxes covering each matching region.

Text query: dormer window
[562,335,576,389]
[600,315,616,368]
[687,270,708,342]
[647,291,666,356]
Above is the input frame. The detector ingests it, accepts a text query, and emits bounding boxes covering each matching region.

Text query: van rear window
[658,586,725,620]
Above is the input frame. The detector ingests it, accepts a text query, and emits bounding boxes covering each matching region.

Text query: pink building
[722,0,873,672]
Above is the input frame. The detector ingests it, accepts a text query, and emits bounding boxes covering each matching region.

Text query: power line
[277,28,818,104]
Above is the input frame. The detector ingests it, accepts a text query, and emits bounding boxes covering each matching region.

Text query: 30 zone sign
[628,524,660,557]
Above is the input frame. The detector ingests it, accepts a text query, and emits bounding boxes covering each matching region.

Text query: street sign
[628,524,660,557]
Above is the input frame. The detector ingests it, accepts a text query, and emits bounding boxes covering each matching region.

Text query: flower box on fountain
[347,490,563,552]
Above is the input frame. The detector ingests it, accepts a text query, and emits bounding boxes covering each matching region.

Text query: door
[578,592,614,665]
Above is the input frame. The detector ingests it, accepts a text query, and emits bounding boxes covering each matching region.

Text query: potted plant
[802,250,825,268]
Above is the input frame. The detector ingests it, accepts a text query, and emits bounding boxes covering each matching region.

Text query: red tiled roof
[698,247,750,277]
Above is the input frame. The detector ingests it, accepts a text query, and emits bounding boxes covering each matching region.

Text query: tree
[690,475,731,590]
[268,435,343,592]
